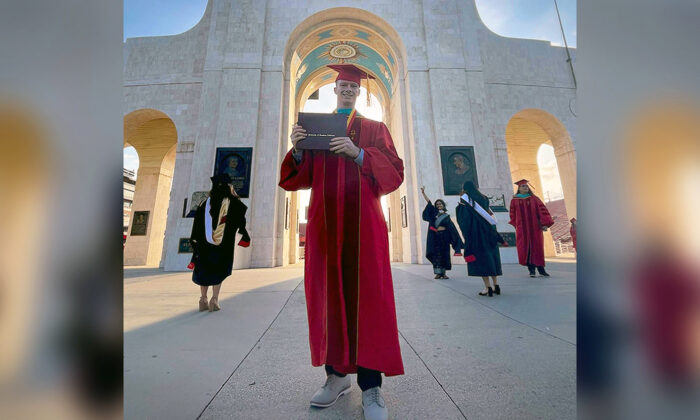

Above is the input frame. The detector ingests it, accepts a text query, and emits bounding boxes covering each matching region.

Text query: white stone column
[124,165,174,266]
[287,191,299,265]
[555,146,577,219]
[249,70,284,268]
[406,70,437,264]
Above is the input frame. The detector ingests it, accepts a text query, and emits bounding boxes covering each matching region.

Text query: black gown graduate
[189,178,251,286]
[422,201,464,278]
[455,191,504,277]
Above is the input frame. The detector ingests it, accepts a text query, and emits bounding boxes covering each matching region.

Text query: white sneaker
[310,374,351,408]
[362,387,388,420]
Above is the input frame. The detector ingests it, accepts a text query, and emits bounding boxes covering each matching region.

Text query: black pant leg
[527,264,536,274]
[357,366,382,391]
[325,365,347,377]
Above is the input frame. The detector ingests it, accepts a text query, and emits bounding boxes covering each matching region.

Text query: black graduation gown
[189,197,250,286]
[455,196,504,277]
[422,202,464,271]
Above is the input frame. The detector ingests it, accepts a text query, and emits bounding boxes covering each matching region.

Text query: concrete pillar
[555,147,577,219]
[124,163,174,266]
[288,191,299,264]
[507,158,558,258]
[248,70,284,268]
[389,191,403,262]
[123,115,177,267]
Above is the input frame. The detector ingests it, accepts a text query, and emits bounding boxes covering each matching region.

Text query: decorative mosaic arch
[292,24,399,105]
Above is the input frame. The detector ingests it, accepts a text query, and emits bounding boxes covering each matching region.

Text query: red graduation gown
[279,113,405,376]
[508,194,554,267]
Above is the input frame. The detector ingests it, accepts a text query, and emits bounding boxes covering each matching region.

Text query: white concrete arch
[506,108,576,219]
[279,7,413,264]
[283,7,408,82]
[505,108,576,257]
[123,108,179,267]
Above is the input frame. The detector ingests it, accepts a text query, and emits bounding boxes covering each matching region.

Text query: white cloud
[474,0,576,47]
[123,147,140,172]
[474,0,514,35]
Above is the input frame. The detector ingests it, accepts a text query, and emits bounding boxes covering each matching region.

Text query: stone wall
[123,0,576,269]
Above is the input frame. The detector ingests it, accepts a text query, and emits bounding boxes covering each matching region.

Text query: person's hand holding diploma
[290,124,307,152]
[329,136,360,159]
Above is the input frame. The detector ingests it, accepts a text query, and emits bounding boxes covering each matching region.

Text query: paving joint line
[393,267,576,347]
[195,277,304,419]
[394,271,575,287]
[397,329,469,420]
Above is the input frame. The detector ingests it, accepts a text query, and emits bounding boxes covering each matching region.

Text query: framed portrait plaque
[186,191,209,218]
[488,194,508,212]
[439,146,479,195]
[213,147,253,198]
[130,211,149,236]
[499,232,516,248]
[178,238,194,253]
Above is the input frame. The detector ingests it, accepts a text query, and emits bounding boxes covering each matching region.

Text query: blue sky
[124,1,576,46]
[124,0,209,41]
[474,0,576,47]
[123,1,572,200]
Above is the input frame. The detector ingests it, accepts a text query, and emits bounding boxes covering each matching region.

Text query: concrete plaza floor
[124,260,575,420]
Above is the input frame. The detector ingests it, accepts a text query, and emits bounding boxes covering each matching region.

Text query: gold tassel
[365,71,371,107]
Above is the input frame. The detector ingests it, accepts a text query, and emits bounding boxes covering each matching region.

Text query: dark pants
[325,365,382,391]
[527,264,546,274]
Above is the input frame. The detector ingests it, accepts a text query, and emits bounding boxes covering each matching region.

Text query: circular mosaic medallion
[329,44,357,59]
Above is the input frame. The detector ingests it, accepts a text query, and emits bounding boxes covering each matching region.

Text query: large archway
[280,7,411,265]
[123,109,178,266]
[505,109,577,256]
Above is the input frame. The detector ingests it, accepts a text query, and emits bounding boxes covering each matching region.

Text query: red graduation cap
[514,179,534,190]
[327,64,376,106]
[327,64,375,84]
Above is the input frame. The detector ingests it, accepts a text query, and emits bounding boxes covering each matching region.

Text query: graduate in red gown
[279,64,403,418]
[508,179,555,277]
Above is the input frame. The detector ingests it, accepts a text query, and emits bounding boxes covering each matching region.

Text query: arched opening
[280,7,411,265]
[123,109,178,267]
[123,145,139,236]
[505,109,576,257]
[297,83,387,260]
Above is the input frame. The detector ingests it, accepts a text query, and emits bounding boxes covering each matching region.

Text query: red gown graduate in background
[279,66,404,377]
[509,179,555,273]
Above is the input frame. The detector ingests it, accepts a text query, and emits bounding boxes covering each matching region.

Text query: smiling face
[518,184,530,194]
[334,79,360,109]
[435,200,445,211]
